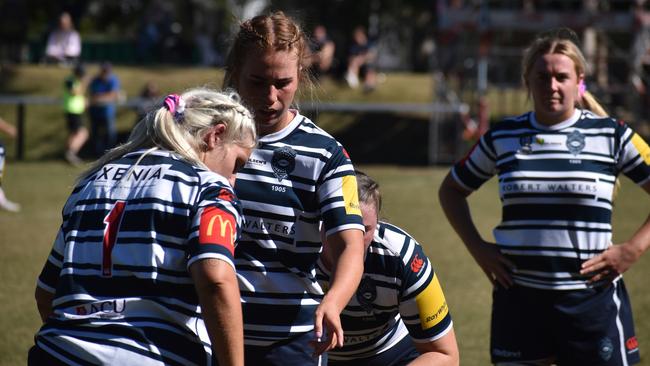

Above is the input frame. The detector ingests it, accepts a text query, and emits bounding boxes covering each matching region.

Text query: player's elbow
[444,347,460,366]
[191,259,240,298]
[196,271,239,296]
[438,173,470,206]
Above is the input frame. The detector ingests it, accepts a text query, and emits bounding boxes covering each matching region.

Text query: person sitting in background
[0,117,20,212]
[318,170,459,366]
[88,62,120,156]
[44,12,81,65]
[63,63,88,165]
[29,87,256,366]
[310,24,336,79]
[345,26,378,92]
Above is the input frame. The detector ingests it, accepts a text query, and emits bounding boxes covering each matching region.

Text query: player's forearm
[191,260,244,366]
[625,183,650,257]
[438,174,484,249]
[203,281,244,366]
[624,213,650,258]
[325,229,365,310]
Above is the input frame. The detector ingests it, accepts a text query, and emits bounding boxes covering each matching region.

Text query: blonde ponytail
[79,87,256,181]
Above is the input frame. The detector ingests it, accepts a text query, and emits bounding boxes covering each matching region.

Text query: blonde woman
[223,11,365,365]
[439,28,650,365]
[30,88,256,366]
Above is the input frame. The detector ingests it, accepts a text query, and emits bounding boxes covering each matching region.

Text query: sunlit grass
[2,163,648,365]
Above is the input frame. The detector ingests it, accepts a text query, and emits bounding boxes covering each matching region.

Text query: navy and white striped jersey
[316,222,453,362]
[234,111,364,346]
[35,149,242,366]
[452,109,650,290]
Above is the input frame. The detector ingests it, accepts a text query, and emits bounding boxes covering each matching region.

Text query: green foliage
[1,163,649,365]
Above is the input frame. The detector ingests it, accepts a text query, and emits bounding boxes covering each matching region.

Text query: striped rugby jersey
[35,149,242,366]
[452,109,650,290]
[234,111,364,346]
[316,222,453,362]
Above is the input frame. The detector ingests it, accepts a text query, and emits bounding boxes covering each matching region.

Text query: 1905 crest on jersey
[271,146,296,181]
[566,130,586,155]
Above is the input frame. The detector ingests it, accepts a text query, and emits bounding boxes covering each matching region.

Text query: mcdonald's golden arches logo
[199,206,236,254]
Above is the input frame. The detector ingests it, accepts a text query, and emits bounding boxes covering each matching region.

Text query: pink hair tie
[578,80,587,97]
[163,94,186,121]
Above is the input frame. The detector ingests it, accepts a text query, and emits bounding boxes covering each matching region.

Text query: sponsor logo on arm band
[199,207,236,255]
[342,175,361,216]
[416,273,449,330]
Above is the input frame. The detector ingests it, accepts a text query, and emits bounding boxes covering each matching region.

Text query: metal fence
[0,96,468,165]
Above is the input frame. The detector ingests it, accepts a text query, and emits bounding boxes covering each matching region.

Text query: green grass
[0,162,83,366]
[1,162,649,365]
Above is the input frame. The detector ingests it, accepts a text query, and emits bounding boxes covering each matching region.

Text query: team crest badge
[356,276,377,314]
[519,135,533,154]
[598,337,613,361]
[566,130,586,155]
[271,146,296,181]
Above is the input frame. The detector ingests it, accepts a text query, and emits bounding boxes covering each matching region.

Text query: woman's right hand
[467,239,515,289]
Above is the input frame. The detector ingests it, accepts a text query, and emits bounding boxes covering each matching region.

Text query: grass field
[1,162,649,365]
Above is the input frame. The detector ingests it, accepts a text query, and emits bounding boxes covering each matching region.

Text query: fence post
[428,107,440,165]
[16,102,25,160]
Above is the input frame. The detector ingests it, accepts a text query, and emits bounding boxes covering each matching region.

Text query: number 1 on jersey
[103,201,126,277]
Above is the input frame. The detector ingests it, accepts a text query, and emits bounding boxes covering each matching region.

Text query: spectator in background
[0,117,20,212]
[88,62,120,156]
[345,26,378,92]
[310,25,335,79]
[44,12,81,65]
[134,81,161,124]
[63,64,88,165]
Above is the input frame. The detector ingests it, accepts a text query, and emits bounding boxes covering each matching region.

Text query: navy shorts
[328,335,420,366]
[244,331,326,366]
[66,113,84,132]
[491,280,640,365]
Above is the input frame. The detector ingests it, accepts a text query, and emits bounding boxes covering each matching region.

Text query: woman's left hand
[580,242,643,283]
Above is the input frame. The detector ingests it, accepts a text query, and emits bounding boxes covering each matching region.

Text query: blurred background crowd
[2,0,650,138]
